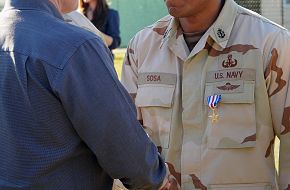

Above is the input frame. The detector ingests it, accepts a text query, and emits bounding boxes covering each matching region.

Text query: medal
[207,95,221,123]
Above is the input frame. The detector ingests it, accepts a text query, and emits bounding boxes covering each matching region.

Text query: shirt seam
[51,37,102,90]
[2,8,63,21]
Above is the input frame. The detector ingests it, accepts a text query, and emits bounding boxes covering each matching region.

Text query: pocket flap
[135,85,175,108]
[204,81,255,104]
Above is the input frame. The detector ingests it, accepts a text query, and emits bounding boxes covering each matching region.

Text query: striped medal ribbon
[207,95,221,123]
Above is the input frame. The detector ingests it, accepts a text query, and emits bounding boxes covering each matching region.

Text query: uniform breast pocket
[135,84,175,149]
[204,80,256,149]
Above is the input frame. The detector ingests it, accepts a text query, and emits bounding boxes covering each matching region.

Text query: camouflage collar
[208,0,239,49]
[153,0,239,60]
[167,0,238,46]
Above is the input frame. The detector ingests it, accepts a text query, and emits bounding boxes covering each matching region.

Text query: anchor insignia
[217,28,225,39]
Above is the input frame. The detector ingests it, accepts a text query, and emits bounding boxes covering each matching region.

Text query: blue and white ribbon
[207,95,221,110]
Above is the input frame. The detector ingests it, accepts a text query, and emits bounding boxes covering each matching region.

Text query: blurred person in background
[63,10,107,45]
[80,0,121,55]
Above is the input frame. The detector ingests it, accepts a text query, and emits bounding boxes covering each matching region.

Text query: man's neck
[49,0,77,14]
[49,0,61,13]
[179,0,224,33]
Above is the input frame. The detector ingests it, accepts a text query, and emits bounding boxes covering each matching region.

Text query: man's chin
[168,12,178,17]
[168,13,181,18]
[167,9,183,18]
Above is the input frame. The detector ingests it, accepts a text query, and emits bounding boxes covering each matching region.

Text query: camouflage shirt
[121,0,290,189]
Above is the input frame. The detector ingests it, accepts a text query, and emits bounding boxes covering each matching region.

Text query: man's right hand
[159,164,180,190]
[160,174,179,190]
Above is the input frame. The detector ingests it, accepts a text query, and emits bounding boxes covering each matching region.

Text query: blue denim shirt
[0,0,166,189]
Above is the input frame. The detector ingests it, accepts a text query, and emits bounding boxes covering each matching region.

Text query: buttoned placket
[161,1,239,187]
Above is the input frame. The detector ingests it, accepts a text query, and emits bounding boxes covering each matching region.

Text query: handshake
[113,164,180,190]
[159,163,180,190]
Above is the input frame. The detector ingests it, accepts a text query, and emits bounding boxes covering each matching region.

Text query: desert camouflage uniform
[121,0,290,189]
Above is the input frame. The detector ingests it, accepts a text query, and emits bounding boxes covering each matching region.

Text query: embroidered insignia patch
[217,28,225,39]
[222,54,237,68]
[217,52,244,70]
[137,72,177,85]
[206,68,256,83]
[217,82,240,91]
[214,80,244,94]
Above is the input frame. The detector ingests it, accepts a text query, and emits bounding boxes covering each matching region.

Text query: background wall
[0,0,4,9]
[110,0,290,48]
[283,0,290,29]
[0,0,289,47]
[110,0,168,48]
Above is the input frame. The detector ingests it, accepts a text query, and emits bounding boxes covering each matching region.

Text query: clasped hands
[159,164,180,190]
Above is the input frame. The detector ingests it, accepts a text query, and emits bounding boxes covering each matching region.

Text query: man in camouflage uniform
[121,0,290,189]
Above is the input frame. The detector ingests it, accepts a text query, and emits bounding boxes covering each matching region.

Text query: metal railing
[235,0,261,14]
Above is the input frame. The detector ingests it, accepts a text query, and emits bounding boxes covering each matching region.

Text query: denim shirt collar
[3,0,63,20]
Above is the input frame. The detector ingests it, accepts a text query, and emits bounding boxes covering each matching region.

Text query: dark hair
[80,0,109,29]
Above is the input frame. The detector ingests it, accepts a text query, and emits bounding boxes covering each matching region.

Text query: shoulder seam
[237,10,287,31]
[51,36,103,89]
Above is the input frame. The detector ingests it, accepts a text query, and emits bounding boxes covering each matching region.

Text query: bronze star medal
[207,95,222,123]
[209,108,219,123]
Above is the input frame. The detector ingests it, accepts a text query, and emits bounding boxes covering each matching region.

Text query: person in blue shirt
[80,0,121,53]
[0,0,175,189]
